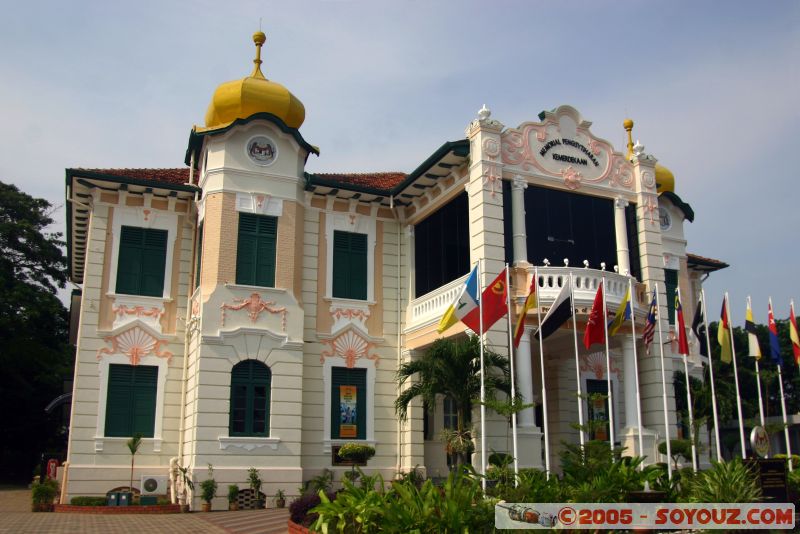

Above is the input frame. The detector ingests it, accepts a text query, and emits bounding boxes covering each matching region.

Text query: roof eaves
[660,190,695,222]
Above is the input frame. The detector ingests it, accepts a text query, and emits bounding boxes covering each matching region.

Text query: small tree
[126,433,143,493]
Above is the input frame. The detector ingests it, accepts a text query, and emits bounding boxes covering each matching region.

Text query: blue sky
[1,0,798,324]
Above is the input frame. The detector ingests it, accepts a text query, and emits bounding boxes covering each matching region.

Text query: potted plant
[274,489,286,509]
[175,463,194,513]
[227,484,239,511]
[199,464,217,512]
[31,479,58,512]
[338,443,376,482]
[247,467,263,509]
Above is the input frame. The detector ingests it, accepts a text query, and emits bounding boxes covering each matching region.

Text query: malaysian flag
[643,289,657,355]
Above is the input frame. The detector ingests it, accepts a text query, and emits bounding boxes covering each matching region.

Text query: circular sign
[658,207,672,231]
[750,426,770,458]
[246,135,278,166]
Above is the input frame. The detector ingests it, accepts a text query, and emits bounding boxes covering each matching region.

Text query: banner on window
[339,385,358,438]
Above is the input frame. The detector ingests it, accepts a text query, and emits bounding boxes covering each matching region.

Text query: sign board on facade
[339,385,358,438]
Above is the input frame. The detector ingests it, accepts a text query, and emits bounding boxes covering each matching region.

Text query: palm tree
[395,335,512,466]
[127,433,143,493]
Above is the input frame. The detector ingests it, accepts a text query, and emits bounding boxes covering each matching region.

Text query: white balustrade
[406,273,469,331]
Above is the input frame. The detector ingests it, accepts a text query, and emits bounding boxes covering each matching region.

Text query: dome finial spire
[252,30,267,79]
[623,118,634,159]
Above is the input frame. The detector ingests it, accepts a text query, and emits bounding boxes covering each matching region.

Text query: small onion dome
[204,31,305,130]
[655,164,675,193]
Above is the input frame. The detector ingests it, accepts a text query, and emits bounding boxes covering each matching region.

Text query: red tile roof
[687,252,729,270]
[75,168,191,186]
[314,172,406,191]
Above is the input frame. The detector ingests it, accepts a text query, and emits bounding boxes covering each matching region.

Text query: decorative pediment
[320,326,379,368]
[220,292,287,330]
[96,323,173,365]
[500,105,634,192]
[580,350,620,380]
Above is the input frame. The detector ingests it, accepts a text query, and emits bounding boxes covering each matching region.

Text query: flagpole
[628,277,644,467]
[785,300,796,470]
[535,266,551,478]
[749,296,766,429]
[601,273,615,452]
[478,259,487,490]
[569,269,586,450]
[726,292,747,458]
[654,283,672,480]
[700,289,723,463]
[504,265,519,483]
[678,287,698,472]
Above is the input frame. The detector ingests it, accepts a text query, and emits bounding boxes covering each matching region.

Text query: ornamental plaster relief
[320,327,380,368]
[580,350,621,380]
[500,105,634,193]
[96,323,173,366]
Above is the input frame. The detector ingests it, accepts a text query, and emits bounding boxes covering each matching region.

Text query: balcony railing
[405,267,648,333]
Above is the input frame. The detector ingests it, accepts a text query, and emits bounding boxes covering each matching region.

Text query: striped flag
[768,300,783,366]
[642,289,657,355]
[608,286,631,336]
[675,293,690,356]
[718,296,733,364]
[437,266,479,333]
[534,281,573,340]
[790,302,800,365]
[745,299,762,360]
[691,299,708,357]
[513,275,537,348]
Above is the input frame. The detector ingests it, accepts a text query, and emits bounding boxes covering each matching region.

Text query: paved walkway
[0,488,289,534]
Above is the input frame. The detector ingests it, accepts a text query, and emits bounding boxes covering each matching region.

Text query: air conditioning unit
[140,475,169,495]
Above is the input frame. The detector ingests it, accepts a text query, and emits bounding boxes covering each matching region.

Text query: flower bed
[288,519,312,534]
[54,503,181,514]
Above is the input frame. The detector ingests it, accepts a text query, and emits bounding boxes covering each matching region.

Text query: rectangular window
[586,379,611,442]
[443,396,457,430]
[331,367,367,440]
[665,269,678,324]
[236,213,277,287]
[332,231,368,300]
[414,192,470,297]
[105,364,157,438]
[116,226,168,297]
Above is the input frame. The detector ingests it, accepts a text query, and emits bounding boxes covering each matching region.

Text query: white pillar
[516,326,536,428]
[614,196,630,275]
[511,175,528,266]
[622,337,638,428]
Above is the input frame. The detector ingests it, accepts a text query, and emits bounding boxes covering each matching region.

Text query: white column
[516,326,536,428]
[622,337,638,428]
[614,196,630,275]
[511,175,528,266]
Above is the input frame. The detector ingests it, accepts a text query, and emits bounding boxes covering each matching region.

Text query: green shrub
[688,458,762,503]
[31,479,58,504]
[227,484,239,502]
[200,464,217,503]
[337,443,376,463]
[70,496,106,506]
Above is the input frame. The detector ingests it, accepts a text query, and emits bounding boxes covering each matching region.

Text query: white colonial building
[62,32,725,507]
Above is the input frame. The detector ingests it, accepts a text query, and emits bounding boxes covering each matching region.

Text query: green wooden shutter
[230,361,271,436]
[105,364,157,437]
[141,230,167,297]
[116,227,144,295]
[236,214,276,287]
[116,226,167,297]
[331,367,367,440]
[332,231,367,300]
[665,269,678,324]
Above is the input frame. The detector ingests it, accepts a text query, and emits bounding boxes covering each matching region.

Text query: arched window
[229,360,271,437]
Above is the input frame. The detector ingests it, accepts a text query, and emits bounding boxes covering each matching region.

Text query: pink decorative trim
[482,138,500,158]
[142,209,151,221]
[220,292,287,330]
[331,308,370,322]
[320,329,379,368]
[112,305,165,319]
[255,194,269,209]
[562,166,583,190]
[191,299,200,317]
[348,214,357,226]
[580,351,620,380]
[643,194,659,225]
[96,326,173,365]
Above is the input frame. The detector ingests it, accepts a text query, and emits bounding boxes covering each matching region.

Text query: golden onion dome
[623,118,675,193]
[204,31,305,130]
[655,164,675,193]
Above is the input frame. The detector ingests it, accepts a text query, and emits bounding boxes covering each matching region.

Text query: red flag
[583,282,605,349]
[675,294,690,356]
[513,276,537,348]
[462,268,508,333]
